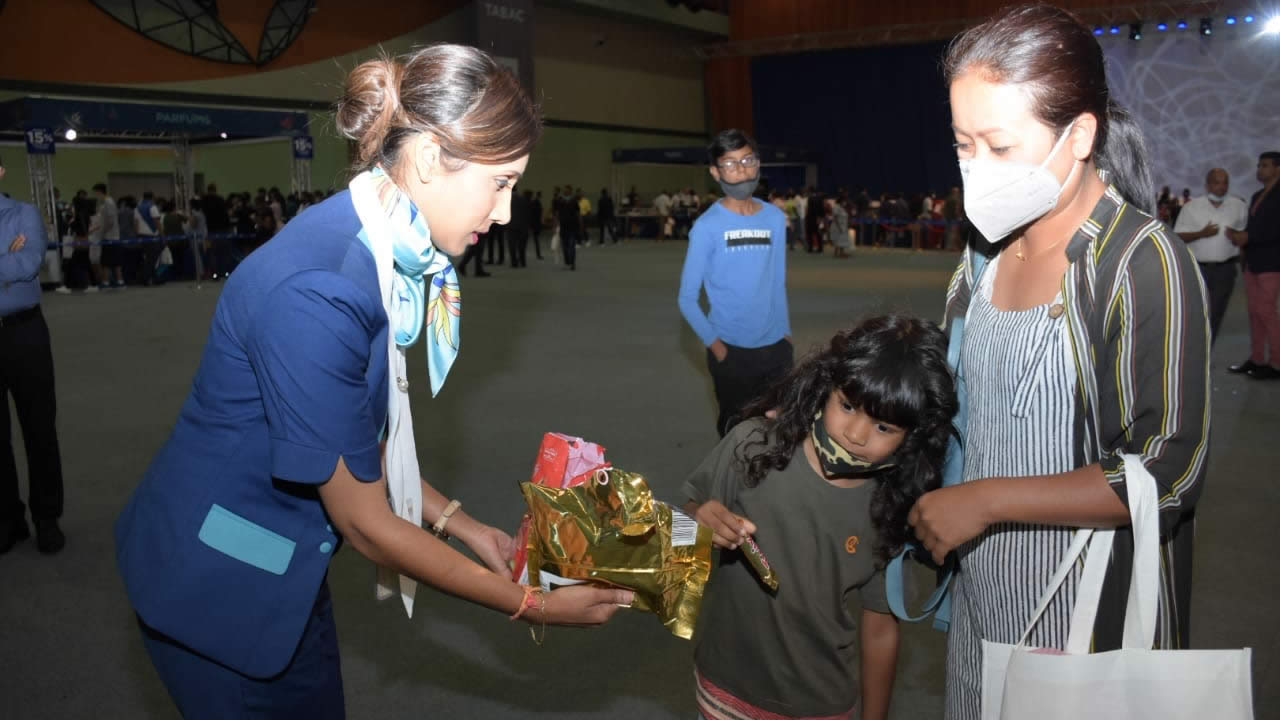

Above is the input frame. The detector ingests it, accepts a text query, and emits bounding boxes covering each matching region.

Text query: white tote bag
[981,455,1253,720]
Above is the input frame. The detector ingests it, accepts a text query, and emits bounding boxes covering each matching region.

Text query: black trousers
[806,227,822,253]
[508,227,528,267]
[1198,260,1237,344]
[0,307,64,523]
[209,232,235,278]
[123,245,147,285]
[136,238,162,286]
[599,215,616,244]
[485,226,505,265]
[66,248,94,289]
[706,338,794,437]
[561,225,578,269]
[531,228,543,259]
[458,241,486,275]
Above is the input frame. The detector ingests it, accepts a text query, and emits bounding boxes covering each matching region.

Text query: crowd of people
[456,183,659,275]
[47,183,342,292]
[761,186,972,254]
[38,171,986,293]
[40,174,1229,281]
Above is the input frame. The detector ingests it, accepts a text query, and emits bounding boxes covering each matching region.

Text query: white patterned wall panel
[1102,30,1280,203]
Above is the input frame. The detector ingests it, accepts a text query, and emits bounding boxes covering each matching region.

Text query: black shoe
[0,518,31,554]
[34,519,64,554]
[1228,359,1260,374]
[1247,365,1280,381]
[475,270,491,278]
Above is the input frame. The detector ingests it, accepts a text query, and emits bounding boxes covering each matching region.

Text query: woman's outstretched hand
[907,482,994,565]
[532,584,635,626]
[463,523,516,576]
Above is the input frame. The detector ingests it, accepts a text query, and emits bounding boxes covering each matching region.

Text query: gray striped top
[944,253,1080,720]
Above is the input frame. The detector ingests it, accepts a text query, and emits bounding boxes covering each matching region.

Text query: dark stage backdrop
[750,40,960,197]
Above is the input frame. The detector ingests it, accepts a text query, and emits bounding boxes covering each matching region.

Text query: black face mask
[811,409,897,477]
[718,175,760,201]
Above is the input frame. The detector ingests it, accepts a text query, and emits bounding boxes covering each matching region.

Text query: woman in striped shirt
[904,6,1211,719]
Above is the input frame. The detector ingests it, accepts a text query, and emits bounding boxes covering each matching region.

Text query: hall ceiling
[0,0,467,85]
[90,0,316,65]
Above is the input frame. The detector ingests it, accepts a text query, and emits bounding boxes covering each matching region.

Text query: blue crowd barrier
[51,231,258,249]
[49,231,260,286]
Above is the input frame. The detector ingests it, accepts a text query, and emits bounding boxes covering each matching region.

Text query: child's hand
[690,500,756,549]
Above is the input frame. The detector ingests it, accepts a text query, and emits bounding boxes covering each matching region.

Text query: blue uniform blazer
[116,191,389,678]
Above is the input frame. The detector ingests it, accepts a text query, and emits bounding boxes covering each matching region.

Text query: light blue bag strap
[942,249,987,490]
[932,586,953,631]
[886,251,987,628]
[886,543,954,624]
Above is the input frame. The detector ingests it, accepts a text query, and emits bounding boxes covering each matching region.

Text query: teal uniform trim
[198,504,297,576]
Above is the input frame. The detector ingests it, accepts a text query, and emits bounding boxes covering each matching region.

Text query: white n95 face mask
[958,126,1079,243]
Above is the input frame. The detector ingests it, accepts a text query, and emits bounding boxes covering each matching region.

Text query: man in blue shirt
[678,130,793,437]
[0,156,66,554]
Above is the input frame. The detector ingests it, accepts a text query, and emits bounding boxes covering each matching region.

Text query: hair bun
[336,58,403,167]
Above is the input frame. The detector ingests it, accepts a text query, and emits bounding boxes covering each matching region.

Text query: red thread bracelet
[509,585,542,621]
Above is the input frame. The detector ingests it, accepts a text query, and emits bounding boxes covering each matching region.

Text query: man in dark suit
[529,190,544,260]
[598,188,616,244]
[202,183,231,279]
[557,184,580,270]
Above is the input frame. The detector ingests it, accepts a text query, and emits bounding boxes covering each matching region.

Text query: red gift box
[511,433,609,582]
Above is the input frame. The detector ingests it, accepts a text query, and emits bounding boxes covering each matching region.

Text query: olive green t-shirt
[683,418,890,717]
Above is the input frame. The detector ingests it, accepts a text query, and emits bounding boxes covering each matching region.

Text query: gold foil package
[739,535,779,591]
[519,467,713,639]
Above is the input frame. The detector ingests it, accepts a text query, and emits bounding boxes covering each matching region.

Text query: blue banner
[24,127,56,155]
[292,136,314,159]
[0,97,308,139]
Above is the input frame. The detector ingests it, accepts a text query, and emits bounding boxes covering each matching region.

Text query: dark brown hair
[944,4,1153,213]
[336,44,541,173]
[736,314,958,566]
[707,128,757,165]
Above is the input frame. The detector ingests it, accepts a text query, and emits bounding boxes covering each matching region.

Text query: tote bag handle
[1012,455,1160,652]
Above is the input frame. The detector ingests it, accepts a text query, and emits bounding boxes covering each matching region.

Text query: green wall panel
[54,147,172,195]
[194,141,291,195]
[521,125,712,203]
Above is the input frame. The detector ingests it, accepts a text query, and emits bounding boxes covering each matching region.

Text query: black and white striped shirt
[945,253,1081,719]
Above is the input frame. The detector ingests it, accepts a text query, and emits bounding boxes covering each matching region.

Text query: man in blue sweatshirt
[678,129,792,437]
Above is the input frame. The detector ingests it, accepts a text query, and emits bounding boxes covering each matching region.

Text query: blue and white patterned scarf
[349,167,461,617]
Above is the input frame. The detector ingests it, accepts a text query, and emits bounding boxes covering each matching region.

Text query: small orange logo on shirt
[845,536,860,554]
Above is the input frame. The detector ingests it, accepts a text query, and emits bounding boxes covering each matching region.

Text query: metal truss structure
[697,2,1241,58]
[91,0,314,66]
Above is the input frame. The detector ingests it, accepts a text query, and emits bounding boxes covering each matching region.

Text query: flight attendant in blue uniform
[115,45,631,718]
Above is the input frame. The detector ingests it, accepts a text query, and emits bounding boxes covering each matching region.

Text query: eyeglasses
[716,155,760,172]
